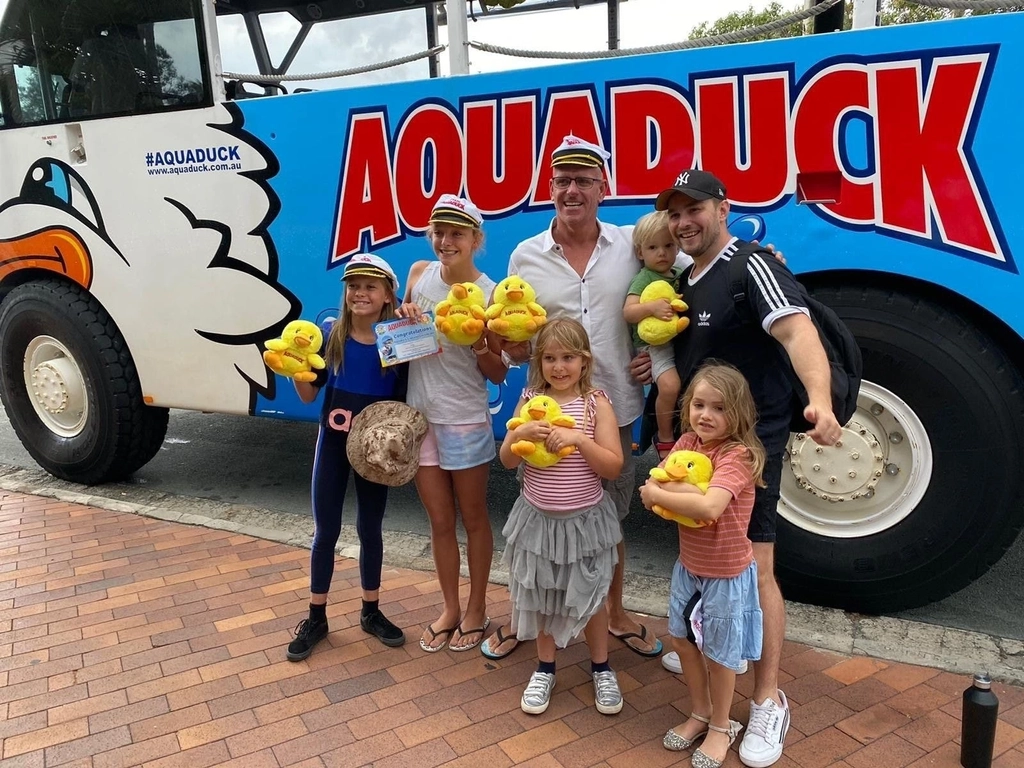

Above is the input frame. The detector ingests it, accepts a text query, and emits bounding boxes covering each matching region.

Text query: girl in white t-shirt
[396,194,507,654]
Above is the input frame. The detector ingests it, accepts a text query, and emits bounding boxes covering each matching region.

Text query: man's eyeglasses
[551,176,604,190]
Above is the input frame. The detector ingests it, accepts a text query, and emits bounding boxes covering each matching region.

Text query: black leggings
[309,428,389,594]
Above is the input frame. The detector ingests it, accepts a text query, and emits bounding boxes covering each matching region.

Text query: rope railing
[217,0,1021,84]
[905,0,1018,9]
[221,44,447,84]
[467,0,842,60]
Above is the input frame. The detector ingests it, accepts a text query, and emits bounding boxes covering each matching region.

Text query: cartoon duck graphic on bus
[0,104,300,483]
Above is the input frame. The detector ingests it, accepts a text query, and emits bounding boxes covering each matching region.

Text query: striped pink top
[670,432,756,578]
[521,388,606,513]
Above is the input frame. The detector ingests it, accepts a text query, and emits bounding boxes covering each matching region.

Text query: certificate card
[375,314,442,367]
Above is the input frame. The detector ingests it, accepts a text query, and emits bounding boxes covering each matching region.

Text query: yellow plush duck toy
[648,450,715,528]
[486,276,547,342]
[638,280,690,347]
[506,395,577,468]
[434,282,487,346]
[263,320,326,383]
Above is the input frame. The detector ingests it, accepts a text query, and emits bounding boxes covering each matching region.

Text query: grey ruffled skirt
[501,492,622,648]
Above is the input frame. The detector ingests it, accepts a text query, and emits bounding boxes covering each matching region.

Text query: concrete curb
[3,462,1022,684]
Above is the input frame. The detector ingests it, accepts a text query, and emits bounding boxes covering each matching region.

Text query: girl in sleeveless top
[396,194,508,653]
[500,318,625,717]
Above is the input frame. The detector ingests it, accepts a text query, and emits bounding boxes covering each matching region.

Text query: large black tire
[0,279,169,484]
[775,285,1024,613]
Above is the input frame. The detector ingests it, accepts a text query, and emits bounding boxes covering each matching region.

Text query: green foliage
[15,67,49,123]
[688,2,804,40]
[689,1,1024,42]
[878,0,1024,24]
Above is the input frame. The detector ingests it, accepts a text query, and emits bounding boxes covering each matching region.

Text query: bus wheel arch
[0,277,168,484]
[775,275,1024,613]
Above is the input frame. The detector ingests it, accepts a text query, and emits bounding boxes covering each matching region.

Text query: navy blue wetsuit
[309,334,407,594]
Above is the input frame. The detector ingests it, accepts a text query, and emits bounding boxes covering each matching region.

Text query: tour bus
[0,0,1021,615]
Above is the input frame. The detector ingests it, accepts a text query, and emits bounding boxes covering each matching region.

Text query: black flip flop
[419,621,458,653]
[449,617,491,653]
[609,623,664,658]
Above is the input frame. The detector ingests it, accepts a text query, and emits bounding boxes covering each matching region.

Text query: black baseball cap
[654,169,727,210]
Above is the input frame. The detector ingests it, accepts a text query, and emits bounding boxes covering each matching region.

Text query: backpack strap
[726,241,768,322]
[728,249,750,318]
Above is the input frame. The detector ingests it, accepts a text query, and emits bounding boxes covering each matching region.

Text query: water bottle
[961,672,999,768]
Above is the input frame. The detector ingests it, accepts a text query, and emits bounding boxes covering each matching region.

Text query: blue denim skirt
[667,559,763,672]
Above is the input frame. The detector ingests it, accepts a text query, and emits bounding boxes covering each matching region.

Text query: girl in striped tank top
[639,362,766,768]
[499,319,625,718]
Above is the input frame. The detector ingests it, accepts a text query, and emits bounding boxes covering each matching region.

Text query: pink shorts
[419,422,496,471]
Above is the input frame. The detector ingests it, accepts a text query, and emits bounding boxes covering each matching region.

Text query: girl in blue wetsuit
[286,254,408,661]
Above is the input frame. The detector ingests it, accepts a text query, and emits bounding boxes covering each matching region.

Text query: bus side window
[68,28,149,117]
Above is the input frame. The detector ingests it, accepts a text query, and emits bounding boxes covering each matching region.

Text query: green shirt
[628,266,682,348]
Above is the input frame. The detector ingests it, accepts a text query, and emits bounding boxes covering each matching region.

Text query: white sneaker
[520,671,556,714]
[739,689,790,767]
[592,670,623,715]
[661,652,748,676]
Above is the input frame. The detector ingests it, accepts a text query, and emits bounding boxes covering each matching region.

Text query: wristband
[472,343,489,356]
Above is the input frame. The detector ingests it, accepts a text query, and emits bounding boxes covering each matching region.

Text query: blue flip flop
[609,623,664,658]
[480,624,520,660]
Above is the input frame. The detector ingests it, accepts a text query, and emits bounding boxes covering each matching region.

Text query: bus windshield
[0,0,210,128]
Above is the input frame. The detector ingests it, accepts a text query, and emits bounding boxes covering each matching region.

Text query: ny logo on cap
[677,172,690,186]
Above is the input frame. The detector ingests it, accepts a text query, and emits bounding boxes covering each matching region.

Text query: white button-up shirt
[509,219,644,427]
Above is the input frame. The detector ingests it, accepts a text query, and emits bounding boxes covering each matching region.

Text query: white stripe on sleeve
[747,253,789,311]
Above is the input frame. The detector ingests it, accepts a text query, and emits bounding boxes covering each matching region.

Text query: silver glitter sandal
[663,712,711,751]
[691,719,743,768]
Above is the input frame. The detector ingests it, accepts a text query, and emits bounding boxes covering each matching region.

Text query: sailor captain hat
[342,253,400,294]
[428,194,483,229]
[550,134,611,169]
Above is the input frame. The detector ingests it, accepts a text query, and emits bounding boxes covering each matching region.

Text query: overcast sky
[217,0,781,91]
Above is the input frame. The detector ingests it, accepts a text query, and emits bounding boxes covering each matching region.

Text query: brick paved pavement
[3,491,1024,767]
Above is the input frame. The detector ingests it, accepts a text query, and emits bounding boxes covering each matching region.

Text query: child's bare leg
[536,630,556,663]
[582,606,609,663]
[654,368,681,457]
[415,467,462,648]
[668,635,711,740]
[701,658,739,763]
[448,463,493,649]
[583,606,622,714]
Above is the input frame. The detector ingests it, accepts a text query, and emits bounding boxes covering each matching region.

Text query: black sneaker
[360,609,406,647]
[286,617,328,661]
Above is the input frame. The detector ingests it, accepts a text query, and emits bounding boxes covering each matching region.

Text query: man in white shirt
[481,136,664,661]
